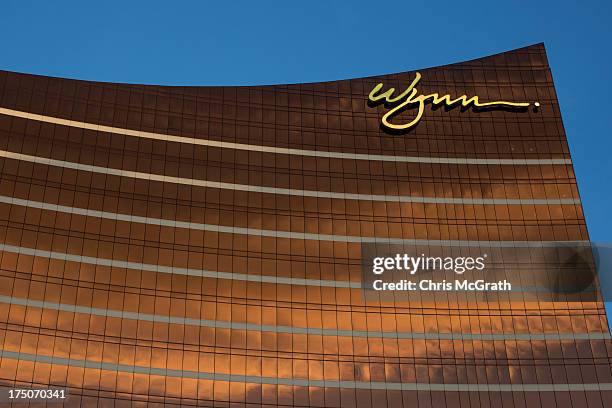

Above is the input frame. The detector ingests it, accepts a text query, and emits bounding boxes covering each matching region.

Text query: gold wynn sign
[368,72,538,131]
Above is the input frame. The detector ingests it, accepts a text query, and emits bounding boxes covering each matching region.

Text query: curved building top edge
[0,43,546,88]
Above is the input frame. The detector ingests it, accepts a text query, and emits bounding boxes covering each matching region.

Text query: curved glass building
[0,43,609,406]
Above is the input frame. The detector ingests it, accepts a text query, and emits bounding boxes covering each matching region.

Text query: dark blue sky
[0,0,610,242]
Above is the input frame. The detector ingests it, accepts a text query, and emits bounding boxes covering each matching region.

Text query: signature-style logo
[368,72,538,132]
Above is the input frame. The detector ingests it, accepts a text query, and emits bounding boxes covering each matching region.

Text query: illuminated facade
[0,43,610,406]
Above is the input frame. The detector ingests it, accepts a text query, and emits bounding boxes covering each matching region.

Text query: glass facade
[0,43,609,406]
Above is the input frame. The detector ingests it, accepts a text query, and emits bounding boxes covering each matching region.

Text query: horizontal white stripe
[2,243,598,296]
[0,195,589,244]
[0,150,580,204]
[1,295,608,340]
[0,106,572,166]
[0,243,360,288]
[1,350,611,391]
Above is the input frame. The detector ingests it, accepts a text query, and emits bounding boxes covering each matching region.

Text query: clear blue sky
[0,3,609,240]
